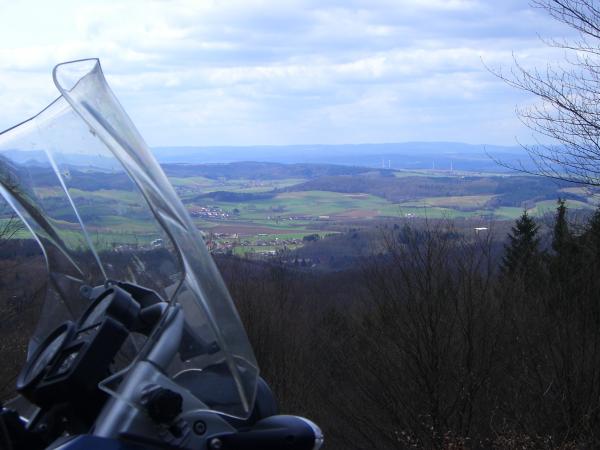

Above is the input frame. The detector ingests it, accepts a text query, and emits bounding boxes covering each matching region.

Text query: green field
[527,199,594,215]
[410,194,497,208]
[200,191,394,218]
[171,177,307,198]
[4,165,599,257]
[189,189,589,225]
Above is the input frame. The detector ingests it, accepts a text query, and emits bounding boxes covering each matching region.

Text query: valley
[3,160,596,258]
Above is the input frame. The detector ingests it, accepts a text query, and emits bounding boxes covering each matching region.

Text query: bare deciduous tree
[495,0,600,186]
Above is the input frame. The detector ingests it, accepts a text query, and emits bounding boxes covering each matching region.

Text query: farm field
[3,161,599,257]
[171,177,307,197]
[405,194,497,209]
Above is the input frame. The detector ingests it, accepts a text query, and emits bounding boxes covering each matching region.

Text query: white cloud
[0,0,580,145]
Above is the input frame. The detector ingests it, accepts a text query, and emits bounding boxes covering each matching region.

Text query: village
[204,232,305,256]
[188,205,230,219]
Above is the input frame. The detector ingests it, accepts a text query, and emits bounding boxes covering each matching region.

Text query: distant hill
[152,142,529,172]
[290,174,576,206]
[1,159,581,208]
[2,142,532,173]
[161,161,372,179]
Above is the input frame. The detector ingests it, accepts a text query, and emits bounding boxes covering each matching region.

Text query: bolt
[210,437,223,449]
[193,420,206,435]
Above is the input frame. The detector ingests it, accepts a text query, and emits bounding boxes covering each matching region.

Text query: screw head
[210,437,223,449]
[193,420,206,435]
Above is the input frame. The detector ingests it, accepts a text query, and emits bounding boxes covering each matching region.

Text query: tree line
[218,200,600,449]
[3,200,600,448]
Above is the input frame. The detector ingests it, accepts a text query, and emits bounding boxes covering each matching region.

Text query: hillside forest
[2,199,600,449]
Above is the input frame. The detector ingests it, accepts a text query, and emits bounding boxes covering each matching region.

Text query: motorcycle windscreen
[0,95,181,369]
[0,59,258,419]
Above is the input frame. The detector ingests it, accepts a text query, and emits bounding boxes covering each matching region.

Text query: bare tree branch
[488,1,600,186]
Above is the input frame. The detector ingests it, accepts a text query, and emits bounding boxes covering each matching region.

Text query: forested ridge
[216,201,600,449]
[2,199,600,449]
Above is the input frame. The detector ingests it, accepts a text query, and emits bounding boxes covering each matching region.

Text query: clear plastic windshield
[0,59,258,419]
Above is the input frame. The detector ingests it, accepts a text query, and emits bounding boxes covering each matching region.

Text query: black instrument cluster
[16,282,163,413]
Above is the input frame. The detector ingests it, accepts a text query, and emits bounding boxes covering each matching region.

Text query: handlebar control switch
[208,415,324,450]
[141,385,183,424]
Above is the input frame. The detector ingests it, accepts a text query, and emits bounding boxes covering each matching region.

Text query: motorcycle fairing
[0,59,258,419]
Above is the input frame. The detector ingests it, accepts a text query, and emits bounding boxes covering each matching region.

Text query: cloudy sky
[0,0,576,147]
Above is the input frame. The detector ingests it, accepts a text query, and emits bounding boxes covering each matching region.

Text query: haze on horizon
[0,0,576,148]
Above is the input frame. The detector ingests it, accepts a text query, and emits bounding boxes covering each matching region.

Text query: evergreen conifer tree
[589,208,600,233]
[586,207,600,251]
[581,206,600,269]
[502,210,541,277]
[549,198,580,286]
[552,199,570,255]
